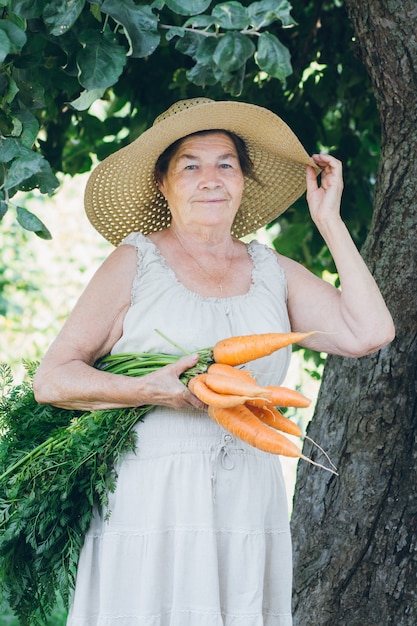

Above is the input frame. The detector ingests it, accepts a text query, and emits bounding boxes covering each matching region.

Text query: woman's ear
[157,177,166,198]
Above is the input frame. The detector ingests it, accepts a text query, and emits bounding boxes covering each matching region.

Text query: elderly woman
[34,98,394,626]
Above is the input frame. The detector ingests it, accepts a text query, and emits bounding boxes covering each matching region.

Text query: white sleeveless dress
[67,233,293,626]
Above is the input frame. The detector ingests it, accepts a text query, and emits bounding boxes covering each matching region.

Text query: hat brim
[85,100,319,245]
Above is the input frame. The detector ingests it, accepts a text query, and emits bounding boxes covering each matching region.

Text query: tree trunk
[291,2,417,624]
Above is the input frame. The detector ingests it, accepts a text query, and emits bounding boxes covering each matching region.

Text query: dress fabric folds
[67,233,294,626]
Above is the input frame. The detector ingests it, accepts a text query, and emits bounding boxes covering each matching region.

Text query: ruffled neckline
[132,232,267,303]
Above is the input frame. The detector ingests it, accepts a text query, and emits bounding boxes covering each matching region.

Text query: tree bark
[291,2,417,624]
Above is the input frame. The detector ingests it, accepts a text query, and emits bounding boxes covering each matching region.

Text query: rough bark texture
[291,2,417,625]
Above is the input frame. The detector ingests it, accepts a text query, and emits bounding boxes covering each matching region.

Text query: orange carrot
[213,331,317,366]
[247,403,303,438]
[246,403,338,473]
[208,404,302,458]
[188,375,255,408]
[208,363,256,383]
[203,372,269,398]
[260,386,311,408]
[208,404,338,474]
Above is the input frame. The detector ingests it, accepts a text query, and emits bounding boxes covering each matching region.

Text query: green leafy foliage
[165,0,212,15]
[77,28,127,90]
[1,0,296,237]
[256,31,292,80]
[0,349,213,623]
[100,0,160,58]
[43,0,86,37]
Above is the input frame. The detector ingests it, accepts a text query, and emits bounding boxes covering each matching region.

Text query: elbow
[33,370,58,405]
[32,375,48,405]
[352,319,396,358]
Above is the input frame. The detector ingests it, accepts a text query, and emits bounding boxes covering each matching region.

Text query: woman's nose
[198,166,222,188]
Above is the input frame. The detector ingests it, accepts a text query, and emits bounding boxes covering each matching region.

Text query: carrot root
[247,403,303,438]
[208,404,303,458]
[304,436,339,474]
[262,386,311,408]
[213,331,318,366]
[300,453,339,475]
[188,375,259,408]
[207,363,257,383]
[203,372,269,398]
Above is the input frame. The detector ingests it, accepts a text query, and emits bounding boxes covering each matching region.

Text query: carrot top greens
[0,350,212,625]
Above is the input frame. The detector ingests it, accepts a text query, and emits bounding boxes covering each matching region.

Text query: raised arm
[33,244,203,411]
[277,154,395,357]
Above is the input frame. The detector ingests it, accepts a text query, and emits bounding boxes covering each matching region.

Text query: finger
[182,386,208,411]
[172,353,200,375]
[312,153,342,173]
[306,164,319,191]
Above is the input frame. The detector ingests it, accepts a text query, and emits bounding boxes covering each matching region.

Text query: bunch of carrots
[188,331,337,474]
[0,329,335,625]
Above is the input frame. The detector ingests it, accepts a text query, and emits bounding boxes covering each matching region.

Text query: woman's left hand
[306,153,344,226]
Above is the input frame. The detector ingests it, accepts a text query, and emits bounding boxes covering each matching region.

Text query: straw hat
[85,98,319,245]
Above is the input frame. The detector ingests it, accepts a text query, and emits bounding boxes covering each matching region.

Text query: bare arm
[33,244,205,411]
[278,154,395,357]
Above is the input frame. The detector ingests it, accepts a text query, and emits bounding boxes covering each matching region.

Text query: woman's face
[157,132,245,232]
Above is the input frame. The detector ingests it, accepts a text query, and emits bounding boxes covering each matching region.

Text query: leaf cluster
[0,0,295,236]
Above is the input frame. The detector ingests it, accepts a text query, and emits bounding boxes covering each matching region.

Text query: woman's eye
[220,163,232,169]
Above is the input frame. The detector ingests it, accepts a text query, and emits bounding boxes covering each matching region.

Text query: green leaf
[21,158,60,195]
[4,74,19,104]
[165,26,185,42]
[4,150,59,195]
[0,201,8,220]
[4,152,44,189]
[0,137,27,163]
[183,15,216,29]
[0,19,27,54]
[15,206,52,239]
[0,28,11,64]
[13,108,39,148]
[256,32,292,80]
[174,30,201,57]
[213,31,255,73]
[69,87,106,110]
[195,36,218,65]
[77,29,127,90]
[248,0,295,29]
[42,0,86,36]
[101,0,160,58]
[9,0,47,19]
[165,0,211,16]
[211,2,250,30]
[186,61,218,87]
[216,62,246,97]
[7,10,27,31]
[13,70,45,109]
[11,115,23,136]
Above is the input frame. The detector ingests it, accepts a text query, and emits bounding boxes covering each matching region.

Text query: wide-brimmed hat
[84,98,319,245]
